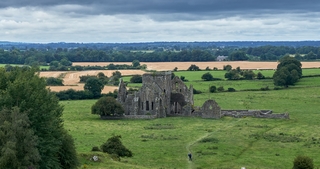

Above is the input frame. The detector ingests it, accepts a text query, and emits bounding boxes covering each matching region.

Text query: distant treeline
[0,45,320,65]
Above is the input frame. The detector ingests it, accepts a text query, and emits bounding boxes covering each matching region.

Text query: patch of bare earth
[41,70,145,94]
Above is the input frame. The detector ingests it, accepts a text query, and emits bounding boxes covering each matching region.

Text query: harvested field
[41,70,145,93]
[48,84,118,94]
[73,61,320,71]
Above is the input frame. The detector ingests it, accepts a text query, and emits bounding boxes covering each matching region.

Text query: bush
[217,86,224,92]
[223,65,232,71]
[227,88,236,92]
[79,75,96,83]
[201,72,214,81]
[187,64,200,71]
[91,96,124,116]
[100,135,132,157]
[130,75,142,83]
[91,146,100,151]
[46,77,64,86]
[209,86,217,93]
[193,88,202,94]
[293,155,314,169]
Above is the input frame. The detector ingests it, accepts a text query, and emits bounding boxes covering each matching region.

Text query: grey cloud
[2,0,320,16]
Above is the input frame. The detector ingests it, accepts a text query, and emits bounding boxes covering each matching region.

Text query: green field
[0,64,49,70]
[62,71,320,168]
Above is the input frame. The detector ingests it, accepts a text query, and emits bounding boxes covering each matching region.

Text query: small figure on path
[188,152,192,161]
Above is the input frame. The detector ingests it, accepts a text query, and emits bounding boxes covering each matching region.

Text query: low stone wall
[221,110,289,119]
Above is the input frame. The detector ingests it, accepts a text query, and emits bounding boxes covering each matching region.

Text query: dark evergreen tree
[0,108,40,169]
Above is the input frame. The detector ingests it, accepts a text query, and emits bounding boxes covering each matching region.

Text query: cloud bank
[0,0,319,42]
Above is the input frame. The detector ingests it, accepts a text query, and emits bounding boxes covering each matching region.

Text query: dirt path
[186,132,210,169]
[186,119,243,169]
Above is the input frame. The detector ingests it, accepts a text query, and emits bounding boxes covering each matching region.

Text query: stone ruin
[117,71,289,120]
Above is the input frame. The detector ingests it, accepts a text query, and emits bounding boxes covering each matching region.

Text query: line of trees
[1,45,320,66]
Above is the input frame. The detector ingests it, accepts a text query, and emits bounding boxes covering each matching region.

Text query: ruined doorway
[170,93,186,115]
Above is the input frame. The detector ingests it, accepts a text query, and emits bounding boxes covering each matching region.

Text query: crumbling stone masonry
[117,71,289,120]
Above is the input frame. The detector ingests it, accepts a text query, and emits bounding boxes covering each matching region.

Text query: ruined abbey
[117,71,289,119]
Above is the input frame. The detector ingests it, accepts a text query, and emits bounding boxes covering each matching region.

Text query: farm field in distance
[34,61,320,93]
[61,67,320,168]
[72,61,320,71]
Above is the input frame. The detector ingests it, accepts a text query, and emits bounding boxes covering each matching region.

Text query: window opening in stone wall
[152,102,154,110]
[180,89,182,92]
[146,101,149,111]
[175,82,178,89]
[164,89,166,93]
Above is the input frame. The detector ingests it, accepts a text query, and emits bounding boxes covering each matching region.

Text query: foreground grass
[62,76,320,168]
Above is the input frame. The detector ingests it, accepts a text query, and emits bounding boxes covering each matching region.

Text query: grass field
[61,73,320,168]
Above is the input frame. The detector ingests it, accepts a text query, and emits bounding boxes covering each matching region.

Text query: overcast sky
[1,0,320,43]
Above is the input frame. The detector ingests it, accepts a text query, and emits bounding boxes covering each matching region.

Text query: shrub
[100,135,132,157]
[187,64,200,71]
[293,155,314,169]
[79,75,96,83]
[91,96,124,116]
[180,76,188,81]
[130,75,142,83]
[223,65,232,71]
[193,88,202,94]
[91,146,100,151]
[201,72,214,81]
[227,88,236,92]
[209,86,217,93]
[46,77,64,86]
[217,86,224,92]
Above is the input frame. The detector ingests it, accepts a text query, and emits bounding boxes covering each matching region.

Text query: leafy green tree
[91,96,124,116]
[293,155,314,169]
[273,55,302,87]
[225,70,241,80]
[223,65,232,71]
[242,70,256,80]
[49,60,60,67]
[100,135,132,157]
[257,72,265,79]
[130,75,142,83]
[305,51,317,60]
[229,51,248,61]
[201,72,214,81]
[0,107,40,169]
[46,77,64,86]
[0,67,78,169]
[187,64,200,71]
[60,58,72,66]
[132,60,140,67]
[277,55,302,78]
[84,77,104,98]
[173,67,178,71]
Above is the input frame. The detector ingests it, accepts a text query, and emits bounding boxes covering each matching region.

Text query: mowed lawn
[61,75,320,169]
